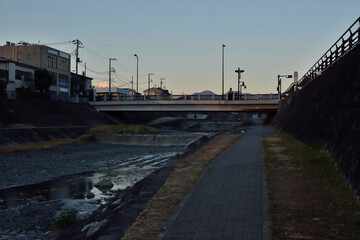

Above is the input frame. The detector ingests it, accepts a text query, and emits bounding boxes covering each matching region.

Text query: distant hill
[192,90,216,95]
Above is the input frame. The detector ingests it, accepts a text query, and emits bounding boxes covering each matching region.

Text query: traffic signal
[286,75,292,78]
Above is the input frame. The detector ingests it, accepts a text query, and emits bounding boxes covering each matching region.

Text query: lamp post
[222,44,225,100]
[235,68,245,100]
[134,54,139,94]
[277,74,292,101]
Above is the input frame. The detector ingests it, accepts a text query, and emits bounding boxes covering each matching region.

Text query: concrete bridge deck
[89,99,279,112]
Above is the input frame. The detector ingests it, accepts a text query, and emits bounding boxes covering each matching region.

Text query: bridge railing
[94,93,279,102]
[293,17,360,90]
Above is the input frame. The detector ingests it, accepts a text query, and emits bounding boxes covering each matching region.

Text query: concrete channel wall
[93,133,210,148]
[273,46,360,194]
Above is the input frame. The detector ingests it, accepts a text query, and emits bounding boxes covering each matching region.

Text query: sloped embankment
[0,99,115,146]
[273,46,360,194]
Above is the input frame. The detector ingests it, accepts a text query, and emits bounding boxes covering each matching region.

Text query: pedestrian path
[159,126,275,240]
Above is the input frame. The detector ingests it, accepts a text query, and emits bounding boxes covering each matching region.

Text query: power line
[114,72,130,83]
[40,41,72,46]
[83,46,108,60]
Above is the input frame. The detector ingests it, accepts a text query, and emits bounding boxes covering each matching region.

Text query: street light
[222,44,225,100]
[134,54,139,94]
[235,68,245,100]
[277,74,292,100]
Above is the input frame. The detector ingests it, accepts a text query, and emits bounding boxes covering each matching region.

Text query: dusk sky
[1,0,359,94]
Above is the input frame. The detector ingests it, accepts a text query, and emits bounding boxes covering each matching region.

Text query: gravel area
[0,142,185,239]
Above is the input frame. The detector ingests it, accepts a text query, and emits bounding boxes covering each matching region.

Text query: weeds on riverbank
[54,211,78,231]
[0,134,89,153]
[0,124,157,152]
[263,133,360,239]
[90,124,158,134]
[121,134,240,240]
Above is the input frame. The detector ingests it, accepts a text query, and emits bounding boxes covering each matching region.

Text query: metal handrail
[296,17,360,89]
[93,93,279,102]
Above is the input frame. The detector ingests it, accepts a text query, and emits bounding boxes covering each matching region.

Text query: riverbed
[0,142,185,240]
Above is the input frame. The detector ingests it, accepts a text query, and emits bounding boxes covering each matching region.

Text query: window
[15,70,22,80]
[0,69,8,83]
[59,74,69,92]
[15,70,33,82]
[59,58,69,72]
[47,54,57,69]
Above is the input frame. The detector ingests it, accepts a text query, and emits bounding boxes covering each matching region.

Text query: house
[71,72,93,98]
[0,57,37,99]
[143,87,170,97]
[94,81,137,100]
[0,41,72,100]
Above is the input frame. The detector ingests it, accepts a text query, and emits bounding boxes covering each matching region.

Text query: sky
[1,0,359,94]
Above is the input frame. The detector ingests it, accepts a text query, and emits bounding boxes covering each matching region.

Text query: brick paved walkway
[159,126,275,240]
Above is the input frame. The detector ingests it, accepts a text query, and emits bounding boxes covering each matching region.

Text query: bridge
[89,94,279,112]
[91,17,359,113]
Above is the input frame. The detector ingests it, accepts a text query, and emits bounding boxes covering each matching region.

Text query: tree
[34,68,52,93]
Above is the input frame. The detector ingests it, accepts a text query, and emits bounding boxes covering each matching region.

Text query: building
[143,87,170,99]
[0,41,71,100]
[94,81,137,100]
[0,57,37,99]
[71,72,93,98]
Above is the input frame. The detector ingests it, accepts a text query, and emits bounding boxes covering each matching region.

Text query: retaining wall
[273,46,360,194]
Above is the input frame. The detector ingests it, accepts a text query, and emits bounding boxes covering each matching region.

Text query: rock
[94,180,113,190]
[81,219,108,237]
[71,193,85,199]
[86,192,95,199]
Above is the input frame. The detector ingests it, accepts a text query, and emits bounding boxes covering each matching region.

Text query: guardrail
[94,93,279,102]
[296,17,360,89]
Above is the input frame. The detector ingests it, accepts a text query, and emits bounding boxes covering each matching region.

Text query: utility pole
[109,58,117,93]
[72,39,82,75]
[160,78,165,89]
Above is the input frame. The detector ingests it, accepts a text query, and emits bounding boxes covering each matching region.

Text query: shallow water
[0,152,181,217]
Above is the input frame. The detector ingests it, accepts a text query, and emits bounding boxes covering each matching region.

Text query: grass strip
[0,134,89,152]
[263,132,360,239]
[89,124,158,134]
[121,134,240,240]
[0,124,157,153]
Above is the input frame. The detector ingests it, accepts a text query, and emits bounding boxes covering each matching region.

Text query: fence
[298,17,360,88]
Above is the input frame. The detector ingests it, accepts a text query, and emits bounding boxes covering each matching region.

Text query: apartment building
[0,57,37,99]
[0,42,71,100]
